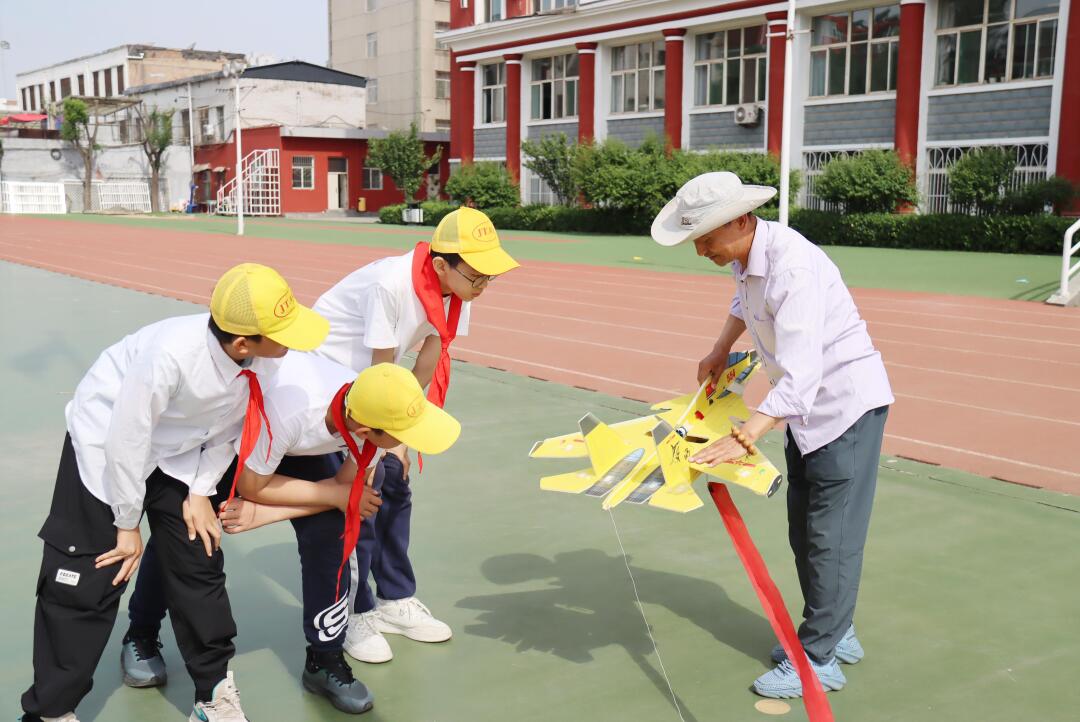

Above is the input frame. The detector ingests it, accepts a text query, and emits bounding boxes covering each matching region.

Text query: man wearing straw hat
[651,172,894,699]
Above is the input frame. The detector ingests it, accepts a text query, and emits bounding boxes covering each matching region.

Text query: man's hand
[95,527,143,586]
[697,345,733,386]
[219,498,259,534]
[183,493,222,557]
[690,436,752,466]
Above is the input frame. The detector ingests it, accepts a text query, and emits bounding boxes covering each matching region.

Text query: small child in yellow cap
[21,264,326,722]
[308,207,518,663]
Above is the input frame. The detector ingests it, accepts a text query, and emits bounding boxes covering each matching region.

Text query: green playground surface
[38,213,1064,302]
[3,261,1079,721]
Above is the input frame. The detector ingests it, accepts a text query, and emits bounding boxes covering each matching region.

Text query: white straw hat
[651,171,777,247]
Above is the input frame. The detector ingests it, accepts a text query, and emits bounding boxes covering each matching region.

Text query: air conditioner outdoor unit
[734,104,760,126]
[203,124,216,137]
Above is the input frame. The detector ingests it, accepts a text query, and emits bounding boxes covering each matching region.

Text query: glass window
[935,0,1059,85]
[367,78,378,103]
[692,25,767,107]
[485,0,503,22]
[436,71,451,100]
[367,33,378,58]
[329,157,347,173]
[610,40,666,113]
[292,156,314,190]
[481,63,505,123]
[529,53,578,120]
[363,167,383,190]
[810,5,900,97]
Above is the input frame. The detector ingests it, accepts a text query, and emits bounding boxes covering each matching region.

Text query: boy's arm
[412,335,441,390]
[370,346,396,367]
[103,352,178,529]
[220,498,332,533]
[236,464,347,510]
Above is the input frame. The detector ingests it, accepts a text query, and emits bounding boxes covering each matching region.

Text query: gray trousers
[785,406,889,664]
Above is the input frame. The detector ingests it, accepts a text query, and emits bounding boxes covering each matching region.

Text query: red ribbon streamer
[410,241,462,472]
[331,382,378,599]
[225,369,272,506]
[707,482,834,722]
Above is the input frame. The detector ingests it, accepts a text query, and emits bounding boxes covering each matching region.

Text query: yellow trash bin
[357,197,367,212]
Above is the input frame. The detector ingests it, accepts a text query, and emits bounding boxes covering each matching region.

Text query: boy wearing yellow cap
[20,264,327,722]
[216,359,461,714]
[311,207,518,663]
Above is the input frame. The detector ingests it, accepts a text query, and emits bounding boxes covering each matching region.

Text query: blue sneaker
[121,631,167,688]
[301,648,374,715]
[753,657,846,698]
[771,624,864,665]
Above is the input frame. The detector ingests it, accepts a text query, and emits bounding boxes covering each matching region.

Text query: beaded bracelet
[730,429,759,457]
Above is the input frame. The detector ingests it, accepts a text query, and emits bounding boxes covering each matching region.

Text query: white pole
[234,73,244,236]
[187,82,195,210]
[778,0,796,227]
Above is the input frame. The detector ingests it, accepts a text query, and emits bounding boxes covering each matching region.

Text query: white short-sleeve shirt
[312,250,471,373]
[243,353,360,476]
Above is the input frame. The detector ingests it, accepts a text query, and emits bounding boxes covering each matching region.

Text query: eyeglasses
[452,265,495,289]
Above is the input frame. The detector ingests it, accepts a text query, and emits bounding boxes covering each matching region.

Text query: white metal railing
[217,148,281,216]
[97,181,152,212]
[1,181,67,214]
[925,143,1049,215]
[1048,218,1080,306]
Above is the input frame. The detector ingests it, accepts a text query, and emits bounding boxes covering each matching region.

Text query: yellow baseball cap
[210,263,329,351]
[431,207,520,276]
[345,363,461,454]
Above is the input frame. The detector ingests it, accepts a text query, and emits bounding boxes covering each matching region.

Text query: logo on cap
[274,292,295,319]
[406,395,424,419]
[680,215,696,227]
[471,222,496,242]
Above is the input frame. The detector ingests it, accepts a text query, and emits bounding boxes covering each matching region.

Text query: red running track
[3,215,1079,494]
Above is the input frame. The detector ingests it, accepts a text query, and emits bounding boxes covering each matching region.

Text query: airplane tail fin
[580,412,633,474]
[648,419,704,513]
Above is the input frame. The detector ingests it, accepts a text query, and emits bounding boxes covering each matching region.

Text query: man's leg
[143,471,236,703]
[797,407,888,664]
[370,454,451,643]
[22,435,129,720]
[784,429,813,620]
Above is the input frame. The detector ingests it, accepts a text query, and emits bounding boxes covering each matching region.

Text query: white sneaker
[343,610,393,663]
[42,715,81,722]
[374,597,452,643]
[188,671,248,722]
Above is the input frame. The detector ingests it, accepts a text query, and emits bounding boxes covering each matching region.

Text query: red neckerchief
[412,242,462,408]
[330,382,378,599]
[225,369,272,505]
[411,242,462,471]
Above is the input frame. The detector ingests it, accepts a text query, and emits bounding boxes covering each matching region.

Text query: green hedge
[379,202,1072,254]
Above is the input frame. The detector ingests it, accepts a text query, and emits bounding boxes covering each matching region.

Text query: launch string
[607,508,687,722]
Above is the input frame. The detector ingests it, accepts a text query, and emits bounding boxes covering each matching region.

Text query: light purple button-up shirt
[730,219,894,454]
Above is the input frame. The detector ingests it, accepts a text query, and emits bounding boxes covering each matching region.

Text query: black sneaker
[121,631,167,688]
[301,647,374,714]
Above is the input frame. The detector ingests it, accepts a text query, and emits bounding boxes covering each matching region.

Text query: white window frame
[529,53,579,121]
[481,62,506,124]
[367,78,379,104]
[692,25,768,108]
[809,6,900,98]
[363,167,384,190]
[436,71,452,100]
[292,156,315,190]
[536,0,574,11]
[485,0,504,22]
[367,32,378,58]
[934,0,1059,87]
[610,40,666,114]
[527,169,557,205]
[366,0,376,10]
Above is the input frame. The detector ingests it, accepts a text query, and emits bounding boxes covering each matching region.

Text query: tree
[136,105,175,213]
[444,162,520,208]
[60,98,100,212]
[521,133,578,205]
[366,122,442,204]
[816,150,918,213]
[948,147,1015,215]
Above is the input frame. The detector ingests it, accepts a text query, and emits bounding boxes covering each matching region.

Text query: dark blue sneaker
[301,648,374,714]
[771,624,864,665]
[121,632,167,688]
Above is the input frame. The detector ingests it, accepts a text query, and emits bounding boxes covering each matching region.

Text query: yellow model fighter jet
[529,351,783,513]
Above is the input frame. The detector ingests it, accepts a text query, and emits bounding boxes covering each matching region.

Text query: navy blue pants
[350,453,416,614]
[128,454,369,652]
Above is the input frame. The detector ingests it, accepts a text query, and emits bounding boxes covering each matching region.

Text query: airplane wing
[529,415,666,458]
